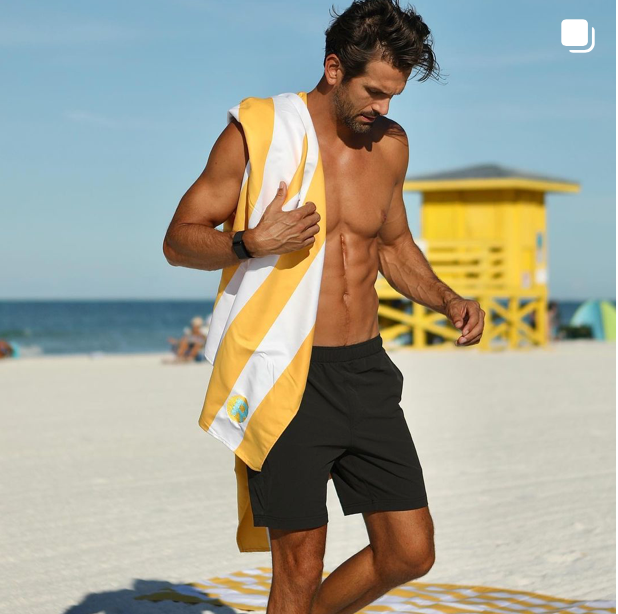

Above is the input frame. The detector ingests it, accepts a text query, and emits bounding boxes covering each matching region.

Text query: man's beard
[333,84,374,134]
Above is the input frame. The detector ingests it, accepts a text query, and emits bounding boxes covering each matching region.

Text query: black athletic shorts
[246,333,428,530]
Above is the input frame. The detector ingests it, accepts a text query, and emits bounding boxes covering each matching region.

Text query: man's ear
[324,53,343,86]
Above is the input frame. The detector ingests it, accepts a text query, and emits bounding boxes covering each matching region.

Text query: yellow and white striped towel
[199,92,326,553]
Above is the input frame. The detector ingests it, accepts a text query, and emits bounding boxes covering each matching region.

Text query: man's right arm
[163,119,321,271]
[162,119,251,271]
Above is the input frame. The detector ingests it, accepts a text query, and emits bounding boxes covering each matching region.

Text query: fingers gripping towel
[198,92,326,553]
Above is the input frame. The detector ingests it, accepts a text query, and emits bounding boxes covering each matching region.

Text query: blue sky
[0,0,615,300]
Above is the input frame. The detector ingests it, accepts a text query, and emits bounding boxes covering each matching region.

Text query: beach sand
[1,340,615,613]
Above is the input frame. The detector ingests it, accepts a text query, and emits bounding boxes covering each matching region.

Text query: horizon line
[0,296,615,303]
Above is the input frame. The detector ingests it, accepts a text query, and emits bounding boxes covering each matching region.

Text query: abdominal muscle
[312,229,381,347]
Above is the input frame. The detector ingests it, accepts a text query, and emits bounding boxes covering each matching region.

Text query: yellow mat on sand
[136,566,616,613]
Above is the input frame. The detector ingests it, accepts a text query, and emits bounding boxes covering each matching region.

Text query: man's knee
[276,553,324,579]
[376,538,435,586]
[272,555,324,599]
[367,507,436,586]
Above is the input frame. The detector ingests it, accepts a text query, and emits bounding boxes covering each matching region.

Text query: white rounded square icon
[561,19,589,46]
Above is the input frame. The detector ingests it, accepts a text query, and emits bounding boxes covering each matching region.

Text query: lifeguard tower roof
[404,163,580,193]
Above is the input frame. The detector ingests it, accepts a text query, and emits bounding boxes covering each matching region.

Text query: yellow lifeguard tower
[376,163,580,350]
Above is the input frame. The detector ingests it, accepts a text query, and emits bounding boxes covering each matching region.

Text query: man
[0,339,19,359]
[163,0,485,611]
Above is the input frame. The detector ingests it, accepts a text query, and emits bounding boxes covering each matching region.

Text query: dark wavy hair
[324,0,441,83]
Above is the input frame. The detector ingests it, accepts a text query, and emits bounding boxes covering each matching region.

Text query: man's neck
[306,78,365,148]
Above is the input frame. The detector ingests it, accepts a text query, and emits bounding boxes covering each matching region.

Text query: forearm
[164,223,260,271]
[379,238,463,316]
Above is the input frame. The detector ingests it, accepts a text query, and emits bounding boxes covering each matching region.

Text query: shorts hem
[342,497,428,516]
[253,512,329,530]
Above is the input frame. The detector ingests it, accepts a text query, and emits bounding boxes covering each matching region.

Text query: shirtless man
[163,1,485,612]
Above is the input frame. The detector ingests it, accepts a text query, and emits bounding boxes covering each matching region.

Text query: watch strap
[232,230,253,259]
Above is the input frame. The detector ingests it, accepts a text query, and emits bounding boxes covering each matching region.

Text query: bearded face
[328,58,410,135]
[332,81,378,134]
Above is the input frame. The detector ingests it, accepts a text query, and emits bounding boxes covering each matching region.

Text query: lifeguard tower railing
[376,239,547,351]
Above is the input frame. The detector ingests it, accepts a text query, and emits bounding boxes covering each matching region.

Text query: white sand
[1,340,615,614]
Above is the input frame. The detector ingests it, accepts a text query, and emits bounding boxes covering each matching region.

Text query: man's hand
[244,182,321,257]
[445,297,486,346]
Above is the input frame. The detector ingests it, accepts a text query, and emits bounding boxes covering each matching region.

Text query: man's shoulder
[374,116,408,144]
[372,117,409,166]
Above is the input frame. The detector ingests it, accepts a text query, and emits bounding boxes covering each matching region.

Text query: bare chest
[319,147,394,238]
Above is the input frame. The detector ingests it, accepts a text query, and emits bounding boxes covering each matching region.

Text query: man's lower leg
[267,525,327,614]
[267,562,324,614]
[310,545,387,614]
[310,544,431,614]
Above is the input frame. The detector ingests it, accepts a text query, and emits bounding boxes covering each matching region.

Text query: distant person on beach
[167,316,207,362]
[163,0,485,611]
[0,339,19,359]
[530,300,561,341]
[548,300,561,340]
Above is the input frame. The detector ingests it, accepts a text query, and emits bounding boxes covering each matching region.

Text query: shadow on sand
[63,578,243,614]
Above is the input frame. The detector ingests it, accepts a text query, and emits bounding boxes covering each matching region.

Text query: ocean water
[0,299,592,357]
[0,300,215,357]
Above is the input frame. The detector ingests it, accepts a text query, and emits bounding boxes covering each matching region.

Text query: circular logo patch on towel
[227,395,249,423]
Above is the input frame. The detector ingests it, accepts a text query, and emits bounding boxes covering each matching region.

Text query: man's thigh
[330,348,429,515]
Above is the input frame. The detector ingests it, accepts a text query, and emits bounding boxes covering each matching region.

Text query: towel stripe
[235,316,317,468]
[207,163,249,345]
[207,236,325,464]
[238,97,275,225]
[214,130,309,354]
[204,98,311,366]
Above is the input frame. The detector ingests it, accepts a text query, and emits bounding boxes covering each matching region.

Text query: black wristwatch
[232,230,254,259]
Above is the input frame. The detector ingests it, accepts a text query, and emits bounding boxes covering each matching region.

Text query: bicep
[377,144,412,251]
[378,188,411,249]
[170,119,248,229]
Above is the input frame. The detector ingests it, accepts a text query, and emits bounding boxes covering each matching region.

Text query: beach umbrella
[569,300,616,340]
